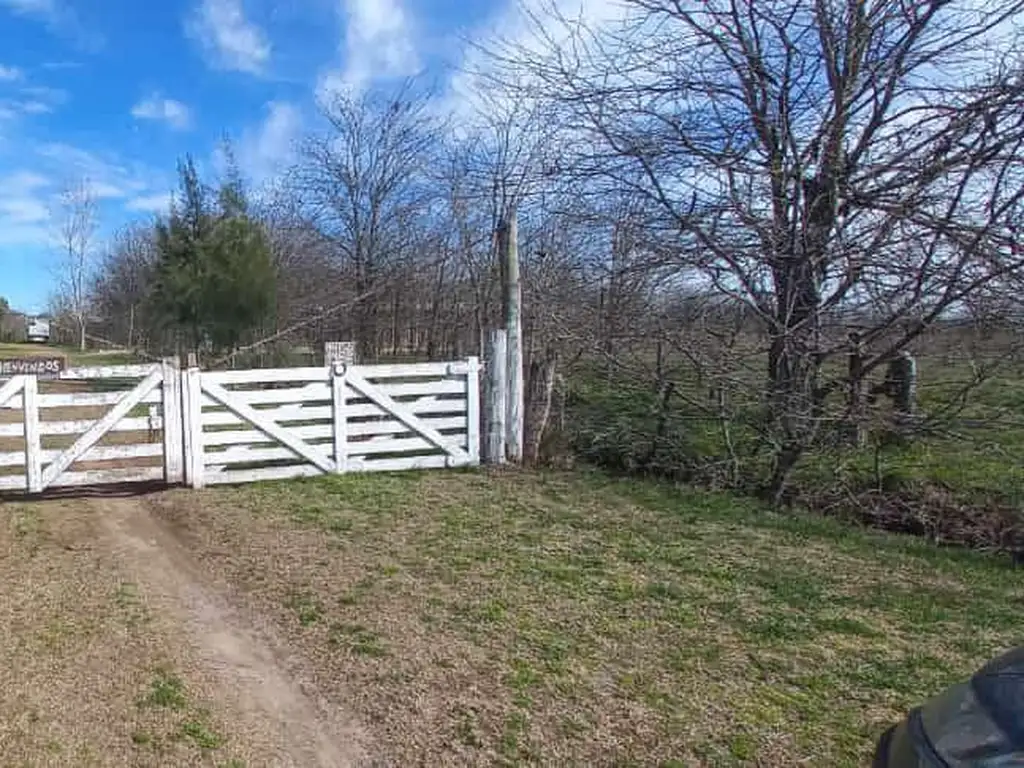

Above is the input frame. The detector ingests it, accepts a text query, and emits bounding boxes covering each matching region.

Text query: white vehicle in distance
[25,316,51,344]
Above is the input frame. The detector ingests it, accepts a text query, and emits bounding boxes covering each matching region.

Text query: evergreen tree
[150,155,276,359]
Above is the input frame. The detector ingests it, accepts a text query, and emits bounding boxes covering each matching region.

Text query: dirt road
[0,494,368,767]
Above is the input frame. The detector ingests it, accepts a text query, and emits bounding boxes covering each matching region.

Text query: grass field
[150,469,1023,766]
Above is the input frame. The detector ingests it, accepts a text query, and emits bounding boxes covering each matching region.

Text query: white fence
[0,358,480,494]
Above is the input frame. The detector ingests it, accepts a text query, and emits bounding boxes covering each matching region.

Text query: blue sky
[0,0,520,312]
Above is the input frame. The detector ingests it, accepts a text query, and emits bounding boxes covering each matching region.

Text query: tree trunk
[524,348,558,465]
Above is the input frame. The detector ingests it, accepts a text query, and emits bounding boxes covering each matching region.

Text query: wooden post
[500,211,524,462]
[22,376,41,494]
[162,358,184,484]
[466,356,481,466]
[892,352,918,430]
[182,366,204,489]
[484,330,507,465]
[524,348,558,465]
[332,362,348,473]
[847,332,866,447]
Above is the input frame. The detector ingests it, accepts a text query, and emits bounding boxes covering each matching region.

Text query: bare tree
[489,0,1024,499]
[291,83,442,361]
[53,179,99,351]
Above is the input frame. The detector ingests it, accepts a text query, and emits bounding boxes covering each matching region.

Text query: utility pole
[499,210,524,462]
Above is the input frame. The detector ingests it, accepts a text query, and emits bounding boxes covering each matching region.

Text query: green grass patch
[197,469,1024,766]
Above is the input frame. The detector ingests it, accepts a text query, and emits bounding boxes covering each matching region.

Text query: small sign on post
[0,357,65,378]
[324,341,357,368]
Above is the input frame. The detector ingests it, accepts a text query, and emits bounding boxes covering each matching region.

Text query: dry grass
[0,500,247,766]
[145,469,1024,767]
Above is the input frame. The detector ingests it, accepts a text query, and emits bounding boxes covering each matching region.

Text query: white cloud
[0,64,23,81]
[446,0,628,119]
[125,192,174,214]
[186,0,270,75]
[0,170,51,252]
[131,94,193,130]
[238,101,302,184]
[317,0,419,101]
[34,143,151,200]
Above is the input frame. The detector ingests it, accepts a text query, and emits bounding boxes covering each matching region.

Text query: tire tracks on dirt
[95,496,367,768]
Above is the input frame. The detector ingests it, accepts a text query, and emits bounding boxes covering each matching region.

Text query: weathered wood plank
[355,361,471,378]
[201,379,335,474]
[3,389,163,410]
[0,375,25,409]
[0,416,156,438]
[201,415,468,447]
[0,474,28,490]
[203,434,468,467]
[200,398,467,428]
[185,368,204,489]
[204,464,324,486]
[40,368,163,490]
[162,359,183,484]
[203,367,329,385]
[49,466,164,488]
[23,376,41,493]
[60,364,158,380]
[346,371,470,461]
[466,357,481,466]
[198,379,466,408]
[332,364,348,474]
[0,441,167,468]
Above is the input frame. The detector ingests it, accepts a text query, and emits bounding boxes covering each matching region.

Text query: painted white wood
[354,361,471,378]
[203,452,470,485]
[201,383,331,407]
[0,375,25,408]
[203,367,329,385]
[205,445,318,466]
[202,416,469,447]
[0,474,28,490]
[357,454,471,472]
[0,443,166,467]
[0,416,156,438]
[203,464,325,486]
[485,330,508,465]
[185,368,204,489]
[466,356,481,466]
[161,359,183,484]
[60,364,157,380]
[204,434,468,468]
[198,379,465,409]
[200,398,467,428]
[40,368,163,491]
[22,376,41,493]
[3,389,163,410]
[50,466,164,488]
[201,379,335,474]
[0,452,25,467]
[332,364,348,473]
[346,371,471,461]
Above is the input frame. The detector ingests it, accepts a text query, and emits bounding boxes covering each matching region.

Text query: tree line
[64,0,1024,501]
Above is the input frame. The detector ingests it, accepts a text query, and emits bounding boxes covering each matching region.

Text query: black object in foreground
[873,646,1024,766]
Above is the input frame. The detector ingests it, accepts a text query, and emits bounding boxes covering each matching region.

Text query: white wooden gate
[0,362,182,493]
[183,359,480,488]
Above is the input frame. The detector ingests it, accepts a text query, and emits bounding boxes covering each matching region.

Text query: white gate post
[182,366,205,489]
[484,331,507,465]
[466,357,481,466]
[162,358,184,484]
[332,362,348,473]
[22,376,42,494]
